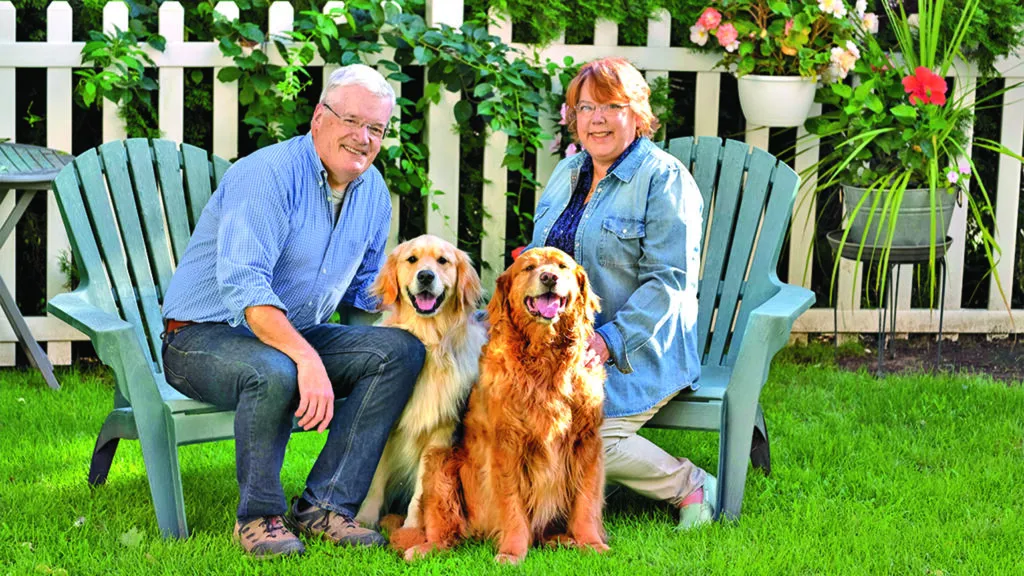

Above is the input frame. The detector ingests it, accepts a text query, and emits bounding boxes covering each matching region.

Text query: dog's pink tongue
[536,294,560,319]
[415,293,437,310]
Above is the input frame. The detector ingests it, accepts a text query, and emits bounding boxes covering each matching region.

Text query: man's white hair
[320,64,396,110]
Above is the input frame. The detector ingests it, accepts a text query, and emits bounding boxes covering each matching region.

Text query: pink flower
[946,170,959,185]
[549,132,562,153]
[559,103,568,126]
[697,7,722,30]
[565,142,579,157]
[690,23,709,46]
[903,67,947,106]
[784,19,794,36]
[716,22,738,48]
[958,158,971,175]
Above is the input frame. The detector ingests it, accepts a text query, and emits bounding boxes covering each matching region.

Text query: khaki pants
[602,394,706,506]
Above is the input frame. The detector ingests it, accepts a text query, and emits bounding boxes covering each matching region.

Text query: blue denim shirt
[528,137,703,417]
[162,133,390,331]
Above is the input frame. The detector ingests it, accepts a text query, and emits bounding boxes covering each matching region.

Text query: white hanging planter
[735,75,817,128]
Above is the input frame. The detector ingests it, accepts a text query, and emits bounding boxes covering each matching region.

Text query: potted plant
[689,0,862,127]
[803,0,1024,306]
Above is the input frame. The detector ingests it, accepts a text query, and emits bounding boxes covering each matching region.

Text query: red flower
[902,67,947,106]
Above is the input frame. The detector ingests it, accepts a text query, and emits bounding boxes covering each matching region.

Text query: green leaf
[190,69,204,84]
[119,527,144,548]
[865,95,884,113]
[216,67,242,83]
[453,99,473,123]
[769,1,792,16]
[890,105,918,119]
[830,83,853,99]
[473,83,493,99]
[413,45,433,64]
[739,42,754,57]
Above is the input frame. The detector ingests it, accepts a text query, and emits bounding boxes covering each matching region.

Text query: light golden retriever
[355,234,487,530]
[392,247,607,564]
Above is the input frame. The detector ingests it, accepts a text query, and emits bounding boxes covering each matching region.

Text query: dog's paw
[542,533,577,548]
[404,543,435,562]
[579,541,610,554]
[379,514,406,534]
[494,552,526,565]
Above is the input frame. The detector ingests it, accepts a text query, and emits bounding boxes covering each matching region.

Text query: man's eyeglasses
[574,102,630,117]
[322,102,389,140]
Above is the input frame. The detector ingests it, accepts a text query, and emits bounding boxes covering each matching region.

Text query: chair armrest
[47,291,135,339]
[47,291,159,406]
[726,283,815,398]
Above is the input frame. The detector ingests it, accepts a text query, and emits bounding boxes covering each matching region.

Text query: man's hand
[245,305,335,433]
[295,356,335,432]
[585,333,610,369]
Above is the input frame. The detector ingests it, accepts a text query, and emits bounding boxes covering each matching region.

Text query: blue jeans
[161,322,424,520]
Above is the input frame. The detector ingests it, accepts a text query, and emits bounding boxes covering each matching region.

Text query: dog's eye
[437,256,449,265]
[524,265,536,271]
[406,255,418,264]
[558,264,567,269]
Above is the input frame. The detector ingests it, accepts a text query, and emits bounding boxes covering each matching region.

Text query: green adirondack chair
[646,136,815,520]
[48,139,237,538]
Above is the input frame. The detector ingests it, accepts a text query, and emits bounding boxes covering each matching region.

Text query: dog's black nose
[417,269,435,285]
[539,271,557,288]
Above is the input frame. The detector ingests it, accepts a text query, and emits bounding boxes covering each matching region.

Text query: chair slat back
[52,139,230,372]
[665,137,800,367]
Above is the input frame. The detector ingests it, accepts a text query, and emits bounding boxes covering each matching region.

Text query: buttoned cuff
[596,323,633,375]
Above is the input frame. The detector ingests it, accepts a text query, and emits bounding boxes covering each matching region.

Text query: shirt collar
[576,136,649,183]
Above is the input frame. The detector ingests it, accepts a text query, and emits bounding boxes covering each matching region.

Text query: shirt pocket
[598,216,646,268]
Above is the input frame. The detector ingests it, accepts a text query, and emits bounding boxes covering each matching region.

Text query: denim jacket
[528,137,703,417]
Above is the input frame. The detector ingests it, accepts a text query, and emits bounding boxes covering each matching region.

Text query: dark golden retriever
[392,247,607,564]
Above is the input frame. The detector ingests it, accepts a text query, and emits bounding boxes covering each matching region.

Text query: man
[161,64,425,558]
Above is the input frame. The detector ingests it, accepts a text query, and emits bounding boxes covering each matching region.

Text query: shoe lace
[259,516,287,539]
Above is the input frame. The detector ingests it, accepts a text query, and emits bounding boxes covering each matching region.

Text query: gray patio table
[0,142,73,390]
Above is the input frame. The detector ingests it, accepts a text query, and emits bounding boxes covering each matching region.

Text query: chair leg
[749,403,771,476]
[89,408,138,485]
[717,396,759,521]
[135,408,189,538]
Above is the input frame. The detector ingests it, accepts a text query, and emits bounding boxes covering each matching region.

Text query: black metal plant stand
[826,230,951,376]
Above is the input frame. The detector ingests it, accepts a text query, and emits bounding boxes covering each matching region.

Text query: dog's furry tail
[390,446,467,553]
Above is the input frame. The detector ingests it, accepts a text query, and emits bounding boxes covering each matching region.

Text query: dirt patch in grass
[792,334,1024,385]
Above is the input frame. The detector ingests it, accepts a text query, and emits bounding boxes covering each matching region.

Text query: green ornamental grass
[1,353,1022,575]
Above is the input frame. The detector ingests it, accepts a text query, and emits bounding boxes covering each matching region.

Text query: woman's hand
[585,333,610,369]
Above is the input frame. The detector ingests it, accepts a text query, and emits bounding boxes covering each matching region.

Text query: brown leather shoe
[232,515,305,558]
[287,498,387,547]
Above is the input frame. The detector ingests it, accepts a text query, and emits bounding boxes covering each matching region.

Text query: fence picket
[424,0,462,244]
[989,81,1024,311]
[102,2,129,142]
[158,2,185,143]
[213,2,240,161]
[0,1,15,365]
[45,1,74,365]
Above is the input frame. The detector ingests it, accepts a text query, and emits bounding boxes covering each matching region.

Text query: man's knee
[240,353,299,406]
[381,327,426,374]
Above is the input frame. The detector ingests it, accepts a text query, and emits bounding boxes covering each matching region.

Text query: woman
[527,57,712,529]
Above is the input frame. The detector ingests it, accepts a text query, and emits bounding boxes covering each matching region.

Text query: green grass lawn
[1,347,1022,575]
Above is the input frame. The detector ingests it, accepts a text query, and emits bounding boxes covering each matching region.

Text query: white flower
[829,43,859,80]
[861,12,879,34]
[946,170,959,185]
[818,0,847,18]
[689,23,709,46]
[725,40,740,53]
[855,0,867,17]
[908,13,920,29]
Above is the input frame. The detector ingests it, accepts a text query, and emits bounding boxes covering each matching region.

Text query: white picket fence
[0,0,1022,366]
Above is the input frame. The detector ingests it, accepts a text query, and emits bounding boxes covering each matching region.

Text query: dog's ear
[575,264,600,319]
[487,268,513,325]
[372,250,401,309]
[455,248,482,314]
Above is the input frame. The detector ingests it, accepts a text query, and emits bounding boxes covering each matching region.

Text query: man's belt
[164,319,196,334]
